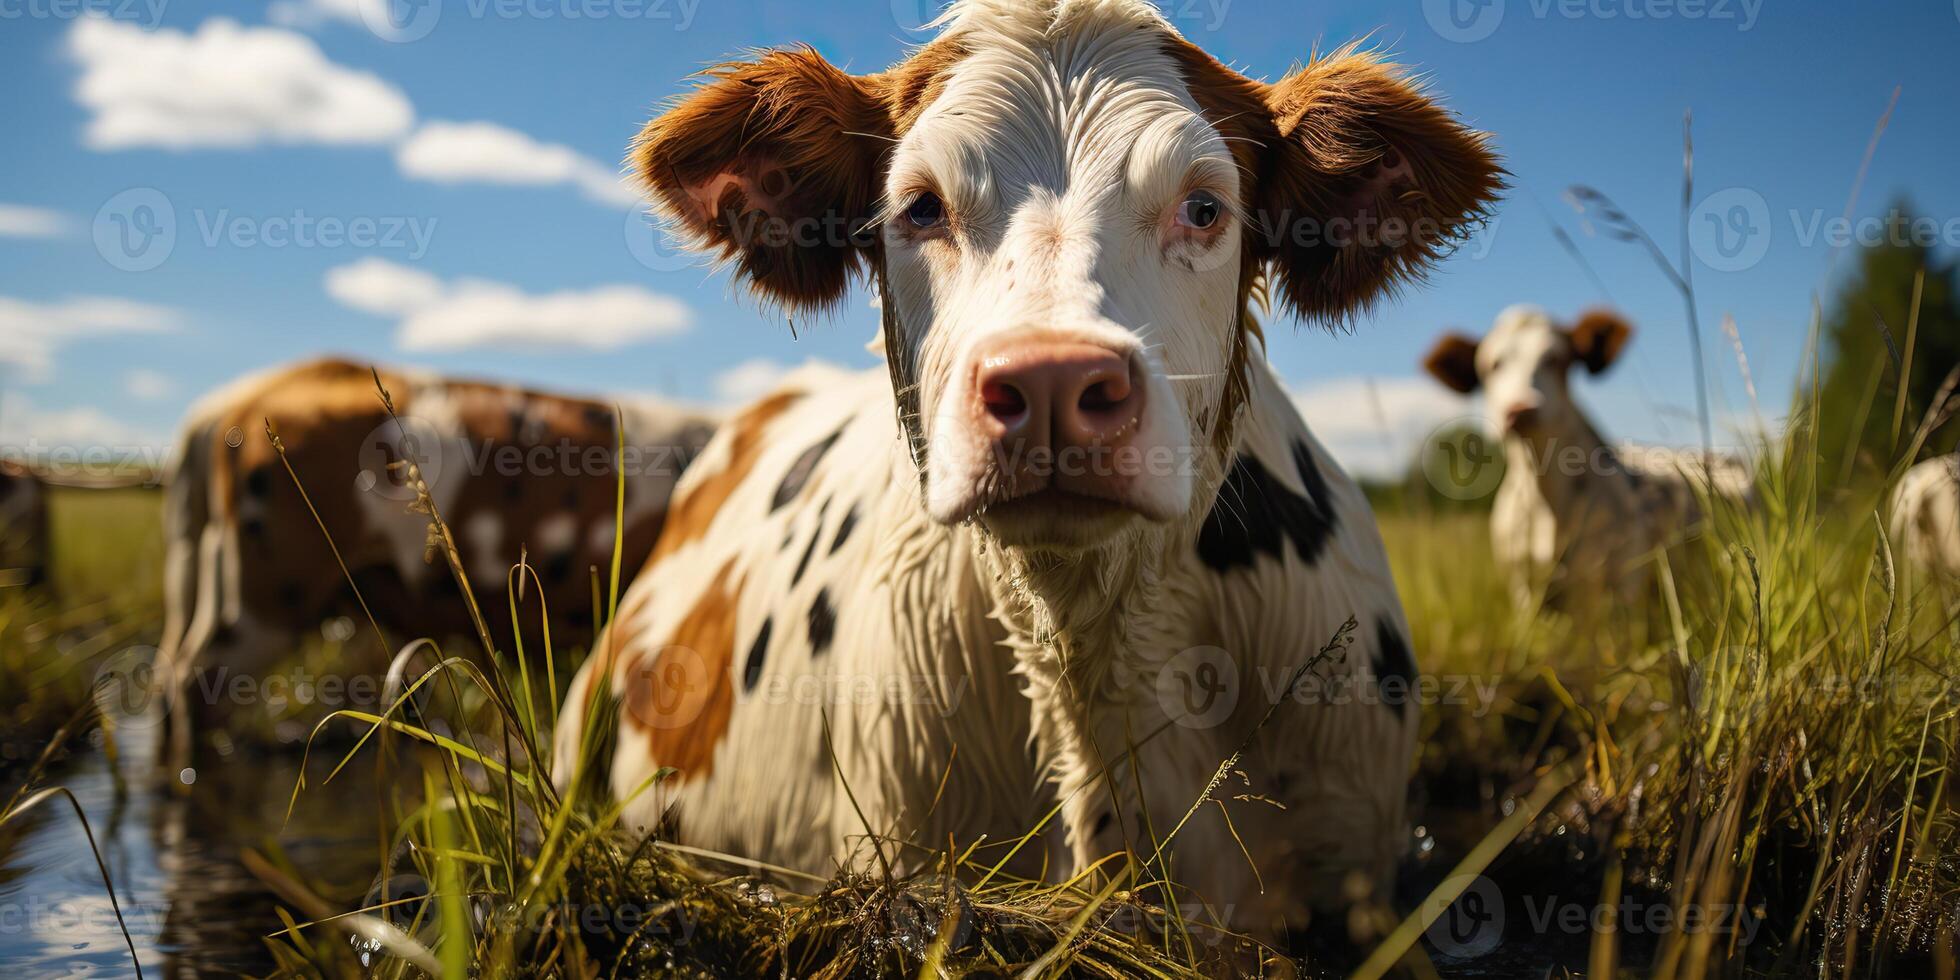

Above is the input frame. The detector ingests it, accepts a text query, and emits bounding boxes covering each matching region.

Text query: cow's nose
[1503,402,1540,433]
[975,340,1141,449]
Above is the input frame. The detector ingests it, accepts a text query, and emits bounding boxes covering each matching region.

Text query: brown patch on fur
[623,559,742,781]
[184,356,705,656]
[1567,309,1633,375]
[632,49,897,311]
[1253,47,1505,323]
[1423,333,1483,394]
[648,389,801,562]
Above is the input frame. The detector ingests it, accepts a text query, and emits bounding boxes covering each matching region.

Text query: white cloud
[0,296,184,380]
[67,16,414,150]
[0,391,170,456]
[322,258,692,353]
[266,0,366,29]
[124,368,176,401]
[396,121,640,208]
[713,359,794,403]
[0,204,71,239]
[1290,376,1478,480]
[324,255,445,316]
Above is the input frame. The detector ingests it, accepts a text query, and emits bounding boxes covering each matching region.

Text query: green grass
[5,384,1959,978]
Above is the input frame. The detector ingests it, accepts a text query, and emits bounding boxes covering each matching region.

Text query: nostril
[1077,377,1128,414]
[982,381,1028,422]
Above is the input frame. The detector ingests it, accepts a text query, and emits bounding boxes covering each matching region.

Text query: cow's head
[636,0,1501,551]
[1424,305,1630,438]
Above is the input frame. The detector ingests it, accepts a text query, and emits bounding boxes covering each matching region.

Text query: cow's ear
[632,47,891,311]
[1422,332,1482,394]
[1251,49,1504,323]
[1567,309,1632,374]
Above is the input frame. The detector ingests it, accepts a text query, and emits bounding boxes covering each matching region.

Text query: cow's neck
[1505,405,1632,517]
[974,521,1194,693]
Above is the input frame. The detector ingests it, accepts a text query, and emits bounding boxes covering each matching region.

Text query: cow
[0,458,49,589]
[1891,453,1960,583]
[155,356,717,764]
[1423,305,1752,611]
[553,0,1503,943]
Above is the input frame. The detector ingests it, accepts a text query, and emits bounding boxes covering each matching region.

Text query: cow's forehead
[1483,306,1566,362]
[896,0,1212,193]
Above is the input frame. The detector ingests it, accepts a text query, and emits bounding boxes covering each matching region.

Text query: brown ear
[1251,49,1504,323]
[1566,309,1632,374]
[1422,333,1482,394]
[632,48,891,311]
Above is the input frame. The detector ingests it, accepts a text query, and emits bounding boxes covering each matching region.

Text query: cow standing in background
[0,459,49,589]
[555,0,1503,940]
[156,356,717,763]
[1424,306,1753,611]
[1892,453,1960,583]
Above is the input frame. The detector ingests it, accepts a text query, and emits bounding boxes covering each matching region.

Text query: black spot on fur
[807,588,836,657]
[244,466,272,498]
[791,526,822,586]
[742,618,773,691]
[1094,812,1114,836]
[830,503,859,554]
[1196,439,1339,572]
[772,429,843,512]
[1373,618,1417,719]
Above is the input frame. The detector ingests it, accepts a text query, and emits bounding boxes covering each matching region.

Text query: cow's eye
[1176,190,1222,230]
[905,192,946,229]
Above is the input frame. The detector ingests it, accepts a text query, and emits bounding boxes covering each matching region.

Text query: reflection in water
[0,726,432,977]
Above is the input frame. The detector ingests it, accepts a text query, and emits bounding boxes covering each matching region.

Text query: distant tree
[1813,203,1960,487]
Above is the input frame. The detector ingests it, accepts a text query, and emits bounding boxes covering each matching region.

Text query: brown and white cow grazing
[0,459,49,589]
[555,0,1502,938]
[1892,454,1960,582]
[157,356,716,759]
[1424,305,1752,610]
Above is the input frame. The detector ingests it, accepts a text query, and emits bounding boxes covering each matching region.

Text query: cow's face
[636,0,1501,552]
[1423,305,1631,438]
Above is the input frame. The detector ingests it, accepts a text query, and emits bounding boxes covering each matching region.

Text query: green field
[5,430,1957,978]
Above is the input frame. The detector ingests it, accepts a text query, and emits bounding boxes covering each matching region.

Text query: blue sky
[2,0,1957,476]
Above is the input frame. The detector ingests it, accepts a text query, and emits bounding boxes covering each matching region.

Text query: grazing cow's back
[0,459,49,589]
[557,0,1502,941]
[158,357,717,759]
[1425,306,1751,609]
[1892,454,1960,581]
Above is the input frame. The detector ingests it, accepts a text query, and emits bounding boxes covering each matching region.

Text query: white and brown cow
[1424,306,1752,610]
[1892,453,1960,583]
[157,356,716,760]
[0,458,49,589]
[555,0,1501,939]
